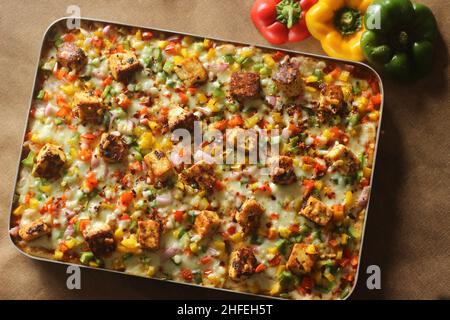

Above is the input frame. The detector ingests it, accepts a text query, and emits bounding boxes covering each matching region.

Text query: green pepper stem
[276,0,302,29]
[334,7,362,36]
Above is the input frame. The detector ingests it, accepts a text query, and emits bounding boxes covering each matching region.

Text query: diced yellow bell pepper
[60,84,75,96]
[344,191,353,209]
[314,181,323,191]
[270,282,281,295]
[213,240,225,252]
[339,71,350,82]
[203,38,212,48]
[114,228,124,240]
[158,40,169,49]
[135,30,142,41]
[263,54,275,68]
[324,271,335,282]
[180,48,188,58]
[240,47,255,58]
[89,261,99,267]
[324,74,333,84]
[272,112,282,124]
[336,249,343,260]
[368,110,380,122]
[13,205,24,216]
[138,132,154,151]
[29,198,40,210]
[244,114,260,129]
[267,247,278,254]
[196,93,208,104]
[121,236,139,249]
[229,232,243,243]
[363,166,372,178]
[206,48,215,61]
[39,184,52,193]
[341,233,349,245]
[189,242,199,253]
[147,266,156,277]
[65,237,77,249]
[278,227,291,239]
[305,86,317,93]
[306,75,319,83]
[54,250,64,260]
[306,244,317,255]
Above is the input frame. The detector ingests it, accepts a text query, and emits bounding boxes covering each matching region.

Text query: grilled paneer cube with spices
[194,210,221,238]
[174,57,207,87]
[300,196,333,226]
[324,143,360,175]
[179,160,216,191]
[99,132,127,163]
[32,143,66,180]
[270,156,297,185]
[229,247,257,280]
[108,51,140,81]
[83,224,115,256]
[56,42,87,72]
[273,62,304,97]
[235,199,264,234]
[144,150,173,182]
[19,219,51,241]
[319,84,344,114]
[229,72,261,101]
[73,91,104,124]
[138,220,161,250]
[286,244,316,274]
[168,105,196,132]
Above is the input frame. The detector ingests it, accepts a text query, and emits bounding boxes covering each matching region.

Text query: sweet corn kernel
[29,198,40,210]
[13,205,24,216]
[206,48,215,61]
[138,132,154,150]
[368,110,380,121]
[324,74,333,84]
[114,228,124,239]
[306,75,318,83]
[339,71,350,82]
[363,167,372,178]
[229,232,243,243]
[39,184,52,193]
[147,266,156,277]
[344,191,353,209]
[213,240,225,252]
[196,93,208,104]
[158,40,169,49]
[278,227,290,239]
[54,250,64,260]
[341,233,349,245]
[65,237,77,249]
[60,84,75,95]
[189,242,199,253]
[305,86,317,93]
[263,54,275,68]
[306,244,317,255]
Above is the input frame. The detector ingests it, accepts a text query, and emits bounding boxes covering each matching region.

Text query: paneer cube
[138,220,161,250]
[73,91,104,124]
[319,84,344,114]
[194,210,221,238]
[273,62,304,97]
[270,156,297,185]
[99,131,127,163]
[56,42,87,72]
[168,105,196,132]
[229,72,261,101]
[235,199,264,234]
[32,143,66,180]
[179,160,216,191]
[144,150,173,181]
[226,128,258,153]
[324,143,360,175]
[174,57,207,87]
[299,196,333,226]
[19,219,50,241]
[83,224,115,256]
[108,51,140,81]
[286,244,316,274]
[228,247,257,280]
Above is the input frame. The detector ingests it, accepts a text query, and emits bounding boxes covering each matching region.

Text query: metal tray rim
[7,16,385,301]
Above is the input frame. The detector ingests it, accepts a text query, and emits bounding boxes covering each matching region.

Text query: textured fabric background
[0,0,448,299]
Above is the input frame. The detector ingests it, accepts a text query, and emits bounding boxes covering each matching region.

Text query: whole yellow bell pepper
[306,0,372,61]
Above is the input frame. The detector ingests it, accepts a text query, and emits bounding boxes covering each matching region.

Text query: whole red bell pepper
[251,0,317,45]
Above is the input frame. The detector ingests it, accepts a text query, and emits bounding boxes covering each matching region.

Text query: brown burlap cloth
[0,0,448,299]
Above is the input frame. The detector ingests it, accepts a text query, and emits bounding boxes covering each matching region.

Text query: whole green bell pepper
[361,0,438,81]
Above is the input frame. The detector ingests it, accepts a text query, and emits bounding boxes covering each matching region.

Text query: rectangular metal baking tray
[8,17,384,300]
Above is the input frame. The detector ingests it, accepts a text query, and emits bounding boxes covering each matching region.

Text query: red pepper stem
[276,0,302,29]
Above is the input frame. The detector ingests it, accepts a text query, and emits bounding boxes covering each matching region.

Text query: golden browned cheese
[300,196,333,226]
[194,210,221,238]
[138,220,161,250]
[174,57,207,87]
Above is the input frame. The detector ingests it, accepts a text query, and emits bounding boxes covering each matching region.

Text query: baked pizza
[10,20,382,299]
